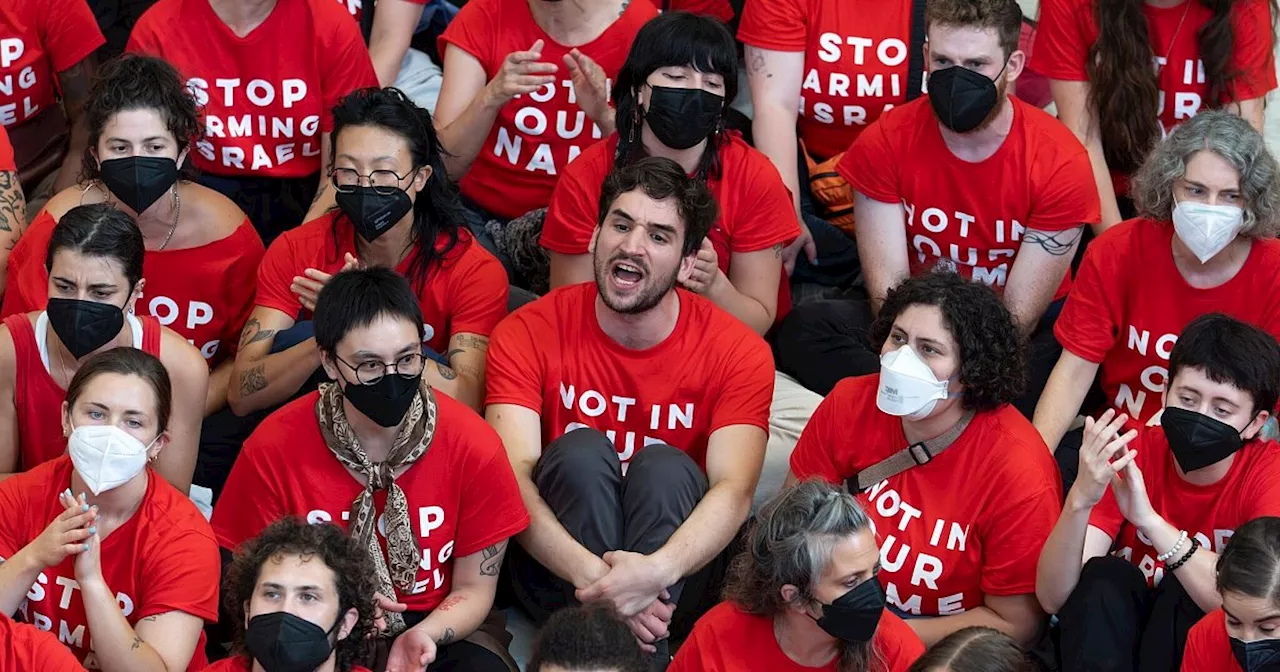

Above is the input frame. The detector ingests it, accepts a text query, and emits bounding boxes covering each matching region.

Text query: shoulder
[268,215,335,257]
[510,284,584,325]
[144,473,219,547]
[720,133,782,180]
[1247,236,1280,266]
[1018,100,1088,158]
[159,326,210,372]
[874,611,926,664]
[874,99,932,136]
[133,0,182,30]
[564,137,614,180]
[1083,218,1159,262]
[0,456,65,504]
[972,406,1059,486]
[307,0,361,31]
[44,186,87,221]
[250,392,321,446]
[184,182,254,238]
[690,293,771,354]
[433,391,504,455]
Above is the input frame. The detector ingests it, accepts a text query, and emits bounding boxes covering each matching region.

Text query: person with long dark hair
[1031,0,1277,228]
[228,87,507,418]
[1182,517,1280,671]
[906,627,1035,672]
[542,11,798,336]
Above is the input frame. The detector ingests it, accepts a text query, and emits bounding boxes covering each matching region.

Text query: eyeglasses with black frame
[330,167,418,196]
[336,352,427,385]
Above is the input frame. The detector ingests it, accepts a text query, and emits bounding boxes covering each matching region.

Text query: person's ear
[1004,49,1026,83]
[176,146,190,172]
[335,607,359,642]
[127,279,146,315]
[412,165,432,194]
[320,352,339,382]
[678,246,698,282]
[588,226,600,256]
[146,431,169,462]
[61,401,72,438]
[243,601,252,631]
[1243,410,1270,440]
[779,584,811,615]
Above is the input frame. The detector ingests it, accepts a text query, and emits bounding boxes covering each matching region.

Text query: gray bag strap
[846,411,976,493]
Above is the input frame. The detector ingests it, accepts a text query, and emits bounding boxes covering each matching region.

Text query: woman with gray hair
[669,480,925,672]
[1033,109,1280,488]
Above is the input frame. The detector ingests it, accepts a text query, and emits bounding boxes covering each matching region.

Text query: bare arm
[853,193,910,316]
[1133,513,1221,612]
[744,46,805,215]
[0,328,18,479]
[1003,226,1082,336]
[226,307,320,416]
[485,403,609,588]
[1230,97,1267,133]
[547,251,593,290]
[81,579,205,672]
[155,333,210,495]
[1051,80,1122,232]
[302,134,335,223]
[412,541,507,644]
[706,247,783,335]
[0,546,44,616]
[368,0,426,87]
[905,594,1046,647]
[1035,497,1114,614]
[53,58,97,193]
[423,332,488,412]
[203,359,233,417]
[0,170,25,294]
[1033,350,1099,453]
[434,47,506,180]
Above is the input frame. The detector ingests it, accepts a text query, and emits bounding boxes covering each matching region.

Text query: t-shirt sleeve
[838,119,900,204]
[1226,0,1278,101]
[254,233,305,318]
[438,0,497,76]
[451,430,529,557]
[124,9,161,54]
[540,153,605,254]
[789,386,850,484]
[445,243,509,337]
[1053,228,1126,363]
[1028,140,1100,231]
[136,527,221,623]
[1087,487,1126,541]
[0,125,15,173]
[318,7,379,133]
[709,333,774,434]
[875,613,927,672]
[979,472,1060,596]
[737,0,808,51]
[37,0,106,72]
[1028,0,1091,80]
[0,476,32,559]
[483,310,548,411]
[729,156,801,253]
[210,437,286,551]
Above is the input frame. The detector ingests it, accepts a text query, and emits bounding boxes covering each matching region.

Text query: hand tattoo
[1023,227,1083,257]
[479,542,506,577]
[239,364,268,396]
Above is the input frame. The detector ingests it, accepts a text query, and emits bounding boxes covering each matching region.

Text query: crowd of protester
[0,0,1277,669]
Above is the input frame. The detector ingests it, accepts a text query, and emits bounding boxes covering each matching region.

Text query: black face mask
[928,65,1004,133]
[644,85,724,151]
[244,611,340,672]
[1231,637,1280,672]
[46,298,125,360]
[1162,406,1248,473]
[811,578,885,644]
[340,370,422,428]
[98,156,180,214]
[335,186,414,243]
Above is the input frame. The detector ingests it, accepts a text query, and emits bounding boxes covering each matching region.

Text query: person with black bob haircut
[906,627,1036,672]
[1183,516,1280,671]
[0,203,208,490]
[229,87,508,419]
[788,271,1061,647]
[214,267,528,672]
[208,517,377,672]
[526,603,649,672]
[1038,314,1280,671]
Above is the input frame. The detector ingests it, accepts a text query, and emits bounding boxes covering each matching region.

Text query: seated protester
[1033,111,1280,480]
[1,613,86,671]
[1030,0,1276,229]
[0,204,207,489]
[228,87,506,418]
[213,268,529,671]
[542,11,799,335]
[1182,517,1280,671]
[526,604,649,672]
[351,0,445,113]
[671,480,926,672]
[1,54,265,420]
[485,157,775,652]
[0,122,26,291]
[1036,313,1280,672]
[772,0,1099,418]
[0,0,102,204]
[0,347,220,670]
[434,0,657,271]
[126,0,378,245]
[208,517,376,672]
[788,271,1061,646]
[906,627,1036,672]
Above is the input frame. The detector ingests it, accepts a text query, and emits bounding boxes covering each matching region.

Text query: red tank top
[4,312,162,470]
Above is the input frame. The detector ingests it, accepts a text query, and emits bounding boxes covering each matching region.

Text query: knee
[1062,556,1147,617]
[627,444,706,490]
[535,428,620,487]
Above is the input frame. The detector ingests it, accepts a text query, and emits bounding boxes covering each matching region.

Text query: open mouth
[611,260,645,288]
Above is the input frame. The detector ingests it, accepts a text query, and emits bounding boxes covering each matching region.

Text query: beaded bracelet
[1166,538,1201,572]
[1157,531,1189,563]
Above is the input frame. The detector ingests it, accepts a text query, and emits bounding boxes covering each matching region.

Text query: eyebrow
[336,154,399,163]
[1182,179,1240,192]
[608,208,635,223]
[351,347,416,359]
[51,276,118,291]
[261,582,325,592]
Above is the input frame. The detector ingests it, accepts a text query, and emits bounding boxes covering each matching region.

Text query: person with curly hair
[1182,517,1280,671]
[207,517,376,672]
[1037,314,1280,671]
[1033,111,1280,486]
[527,604,649,672]
[787,271,1061,648]
[906,627,1035,672]
[671,480,924,672]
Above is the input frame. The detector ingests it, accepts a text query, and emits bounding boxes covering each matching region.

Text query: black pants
[199,172,321,247]
[772,290,1064,419]
[508,428,709,633]
[1058,556,1204,672]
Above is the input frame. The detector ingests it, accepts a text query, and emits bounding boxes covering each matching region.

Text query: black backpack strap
[905,0,929,100]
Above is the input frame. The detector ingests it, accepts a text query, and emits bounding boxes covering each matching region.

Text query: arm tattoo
[130,635,144,651]
[0,171,24,239]
[453,334,489,351]
[437,627,456,646]
[1023,227,1083,257]
[436,595,465,612]
[238,318,277,349]
[239,364,268,396]
[436,349,464,380]
[479,541,506,577]
[748,51,770,78]
[772,243,783,259]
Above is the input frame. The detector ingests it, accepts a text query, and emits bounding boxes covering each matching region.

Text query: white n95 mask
[1172,199,1244,264]
[876,345,950,420]
[68,425,156,495]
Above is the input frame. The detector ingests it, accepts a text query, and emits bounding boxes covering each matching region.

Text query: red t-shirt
[790,375,1062,616]
[0,123,14,171]
[255,213,508,353]
[211,389,528,611]
[1089,426,1280,588]
[438,0,656,220]
[737,0,915,160]
[3,312,162,470]
[1055,218,1280,424]
[0,615,86,672]
[1182,609,1246,671]
[670,601,924,672]
[0,456,219,670]
[3,210,265,367]
[839,97,1098,300]
[539,133,800,321]
[485,283,774,470]
[0,0,102,129]
[127,0,377,179]
[203,656,371,672]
